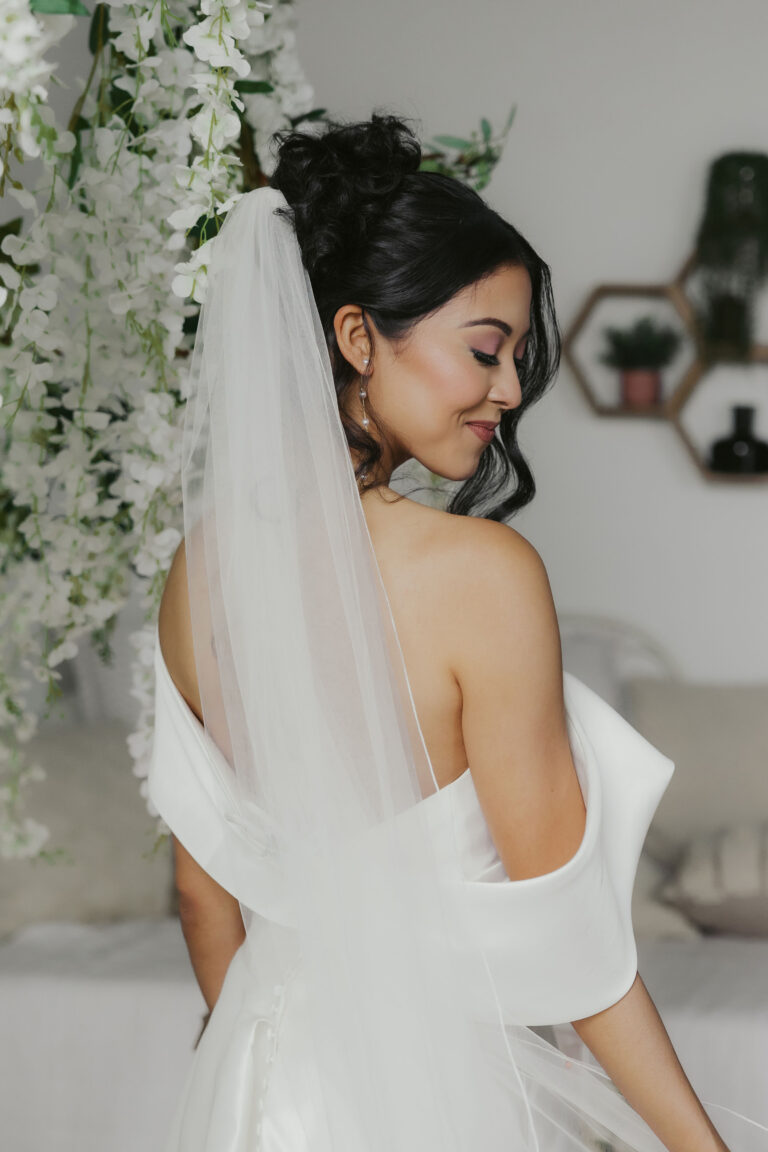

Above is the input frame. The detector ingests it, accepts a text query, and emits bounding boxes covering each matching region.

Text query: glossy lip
[466,421,498,444]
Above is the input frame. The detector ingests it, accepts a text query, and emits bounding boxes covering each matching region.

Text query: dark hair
[269,111,561,521]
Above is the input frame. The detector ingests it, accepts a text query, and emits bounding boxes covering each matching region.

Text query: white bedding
[0,919,204,1152]
[555,935,768,1145]
[637,935,768,1133]
[1,920,766,1152]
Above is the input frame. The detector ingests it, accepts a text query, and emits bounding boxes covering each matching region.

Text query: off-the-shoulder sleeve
[452,670,675,1027]
[147,627,292,925]
[150,625,674,1024]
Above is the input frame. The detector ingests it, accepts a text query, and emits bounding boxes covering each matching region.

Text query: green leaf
[290,107,328,126]
[432,134,473,151]
[88,3,109,55]
[472,163,492,191]
[65,114,89,191]
[108,82,137,134]
[504,103,517,133]
[480,117,492,143]
[31,0,90,13]
[235,80,274,94]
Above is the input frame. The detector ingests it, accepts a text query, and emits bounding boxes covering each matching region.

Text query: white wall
[21,1,768,689]
[295,0,768,681]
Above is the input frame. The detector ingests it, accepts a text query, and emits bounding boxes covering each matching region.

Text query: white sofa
[1,613,767,1151]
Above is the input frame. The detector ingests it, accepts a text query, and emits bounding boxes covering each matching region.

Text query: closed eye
[472,349,526,370]
[472,349,500,367]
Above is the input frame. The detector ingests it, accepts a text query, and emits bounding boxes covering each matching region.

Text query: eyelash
[472,349,526,370]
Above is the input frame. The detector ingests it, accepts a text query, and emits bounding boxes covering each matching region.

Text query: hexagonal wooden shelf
[670,251,768,374]
[668,357,768,483]
[562,281,700,419]
[565,258,768,481]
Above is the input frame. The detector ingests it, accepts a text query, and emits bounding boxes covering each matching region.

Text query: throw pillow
[624,677,768,867]
[659,822,768,937]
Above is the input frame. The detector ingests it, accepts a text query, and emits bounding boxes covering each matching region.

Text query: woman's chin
[409,449,484,484]
[433,458,482,483]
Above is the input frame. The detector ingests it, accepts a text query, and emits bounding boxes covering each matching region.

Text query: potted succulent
[599,315,683,409]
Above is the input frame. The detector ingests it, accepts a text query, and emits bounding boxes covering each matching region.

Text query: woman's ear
[333,304,372,374]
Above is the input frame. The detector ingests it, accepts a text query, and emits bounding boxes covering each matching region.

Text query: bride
[149,113,758,1151]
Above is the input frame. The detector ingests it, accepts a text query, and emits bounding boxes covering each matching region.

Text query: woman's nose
[489,364,523,410]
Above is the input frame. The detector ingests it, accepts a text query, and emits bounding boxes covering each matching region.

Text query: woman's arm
[449,519,728,1152]
[159,539,245,1013]
[173,835,246,1013]
[571,971,728,1152]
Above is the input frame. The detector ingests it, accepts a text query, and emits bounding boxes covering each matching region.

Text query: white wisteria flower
[0,0,316,857]
[0,0,507,862]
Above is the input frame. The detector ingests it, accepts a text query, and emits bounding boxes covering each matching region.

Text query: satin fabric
[149,624,678,1149]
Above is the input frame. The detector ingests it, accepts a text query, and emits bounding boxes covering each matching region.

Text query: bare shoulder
[157,537,203,723]
[424,509,553,623]
[449,513,546,573]
[433,513,583,883]
[439,512,562,715]
[386,501,555,660]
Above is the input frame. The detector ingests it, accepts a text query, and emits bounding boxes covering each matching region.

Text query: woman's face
[335,262,532,483]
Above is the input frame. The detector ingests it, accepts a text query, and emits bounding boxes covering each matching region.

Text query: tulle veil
[177,184,768,1151]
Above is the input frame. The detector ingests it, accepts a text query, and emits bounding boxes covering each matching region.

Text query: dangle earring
[358,356,370,487]
[359,358,370,429]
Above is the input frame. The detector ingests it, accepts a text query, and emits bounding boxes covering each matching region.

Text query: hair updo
[269,111,560,521]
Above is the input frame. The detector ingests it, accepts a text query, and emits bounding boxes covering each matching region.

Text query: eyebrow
[460,317,519,337]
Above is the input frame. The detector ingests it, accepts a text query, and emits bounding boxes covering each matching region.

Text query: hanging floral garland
[0,0,515,860]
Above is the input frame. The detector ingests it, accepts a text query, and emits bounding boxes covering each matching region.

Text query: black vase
[708,404,768,473]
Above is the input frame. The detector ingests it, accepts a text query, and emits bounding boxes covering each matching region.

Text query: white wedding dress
[148,622,679,1152]
[147,182,768,1152]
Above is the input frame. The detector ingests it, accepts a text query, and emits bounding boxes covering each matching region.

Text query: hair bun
[269,112,422,278]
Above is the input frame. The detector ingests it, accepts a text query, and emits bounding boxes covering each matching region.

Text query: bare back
[160,487,479,788]
[358,487,471,789]
[161,484,587,885]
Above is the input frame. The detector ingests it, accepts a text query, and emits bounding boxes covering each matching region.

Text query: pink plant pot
[620,368,661,409]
